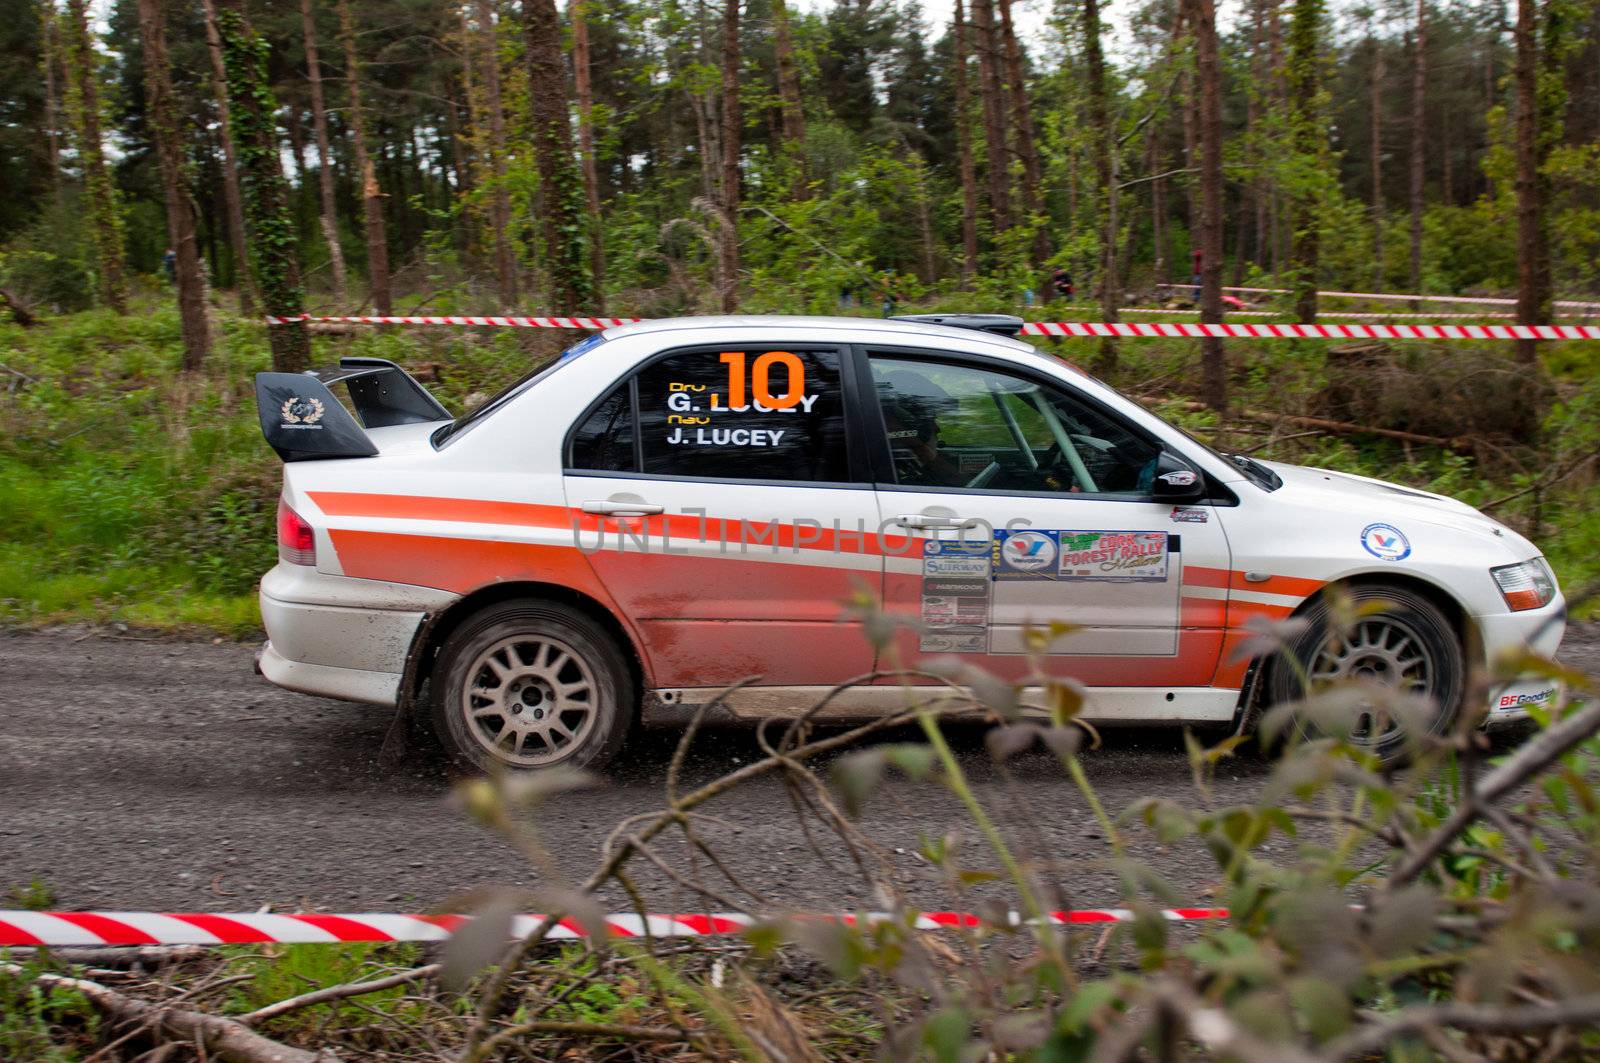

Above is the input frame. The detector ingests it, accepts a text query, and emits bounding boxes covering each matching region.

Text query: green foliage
[224,943,426,1025]
[6,878,57,911]
[0,959,95,1063]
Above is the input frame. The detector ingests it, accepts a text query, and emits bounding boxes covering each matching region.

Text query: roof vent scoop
[891,313,1026,338]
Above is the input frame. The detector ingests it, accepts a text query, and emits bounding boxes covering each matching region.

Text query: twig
[1324,994,1600,1059]
[238,963,441,1027]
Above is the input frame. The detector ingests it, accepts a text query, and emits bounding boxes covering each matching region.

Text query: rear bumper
[257,640,403,706]
[257,563,448,707]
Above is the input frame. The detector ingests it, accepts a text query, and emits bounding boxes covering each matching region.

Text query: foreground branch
[1388,698,1600,888]
[3,963,332,1063]
[1325,994,1600,1059]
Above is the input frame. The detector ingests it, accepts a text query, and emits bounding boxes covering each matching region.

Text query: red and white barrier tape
[264,313,1600,340]
[1219,285,1600,310]
[1018,321,1600,339]
[266,314,643,329]
[0,908,1227,947]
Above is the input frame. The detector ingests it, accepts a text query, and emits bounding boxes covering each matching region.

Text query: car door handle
[894,514,969,530]
[582,500,665,516]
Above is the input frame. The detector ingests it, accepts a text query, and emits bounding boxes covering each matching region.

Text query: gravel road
[3,624,1595,917]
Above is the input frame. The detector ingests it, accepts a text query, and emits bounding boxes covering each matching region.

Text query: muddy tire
[431,601,634,774]
[1264,584,1464,763]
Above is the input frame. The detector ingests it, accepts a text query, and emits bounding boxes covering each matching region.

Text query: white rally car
[253,314,1565,771]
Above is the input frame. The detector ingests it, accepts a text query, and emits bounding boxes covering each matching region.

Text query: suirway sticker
[920,540,991,651]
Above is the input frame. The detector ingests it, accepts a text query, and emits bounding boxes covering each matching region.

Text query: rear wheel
[1264,584,1464,762]
[431,601,633,774]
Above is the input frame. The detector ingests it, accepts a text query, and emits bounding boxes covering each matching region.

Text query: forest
[0,0,1597,627]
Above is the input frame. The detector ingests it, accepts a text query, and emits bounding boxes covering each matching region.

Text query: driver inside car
[876,369,967,488]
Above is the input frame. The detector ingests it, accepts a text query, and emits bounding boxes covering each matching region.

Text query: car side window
[868,355,1162,496]
[569,380,636,472]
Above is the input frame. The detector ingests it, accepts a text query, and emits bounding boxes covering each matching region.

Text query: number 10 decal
[718,351,806,410]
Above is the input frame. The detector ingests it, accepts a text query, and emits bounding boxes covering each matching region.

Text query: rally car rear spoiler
[255,357,452,462]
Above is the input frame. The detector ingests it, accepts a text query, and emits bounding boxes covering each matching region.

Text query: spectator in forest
[1189,248,1203,298]
[1050,268,1075,302]
[877,270,901,317]
[162,248,177,284]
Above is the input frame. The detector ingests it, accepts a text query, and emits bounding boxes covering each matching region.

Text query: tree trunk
[336,0,392,315]
[524,0,597,312]
[62,0,128,314]
[43,10,63,206]
[212,0,310,372]
[997,0,1045,262]
[298,0,350,305]
[717,0,741,313]
[472,0,518,308]
[968,0,1012,235]
[199,0,256,313]
[1286,0,1323,323]
[137,0,211,370]
[952,0,980,281]
[1083,0,1118,373]
[1190,0,1226,412]
[1408,0,1426,299]
[1268,0,1286,275]
[771,0,809,199]
[571,0,606,310]
[1512,0,1549,367]
[1369,31,1384,291]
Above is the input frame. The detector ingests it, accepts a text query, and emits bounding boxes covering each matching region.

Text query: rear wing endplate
[255,357,452,462]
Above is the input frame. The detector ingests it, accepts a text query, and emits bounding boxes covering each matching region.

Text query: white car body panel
[255,316,1566,730]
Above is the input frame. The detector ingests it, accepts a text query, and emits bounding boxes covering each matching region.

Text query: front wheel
[431,601,634,774]
[1264,584,1464,762]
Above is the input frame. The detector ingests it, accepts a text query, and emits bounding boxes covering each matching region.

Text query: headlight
[1491,558,1557,611]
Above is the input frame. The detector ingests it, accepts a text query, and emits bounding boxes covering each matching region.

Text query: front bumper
[257,563,450,707]
[1476,595,1567,727]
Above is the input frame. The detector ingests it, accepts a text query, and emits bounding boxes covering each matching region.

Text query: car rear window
[432,335,606,448]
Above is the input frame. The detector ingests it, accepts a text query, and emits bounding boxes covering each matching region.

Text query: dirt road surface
[3,625,1595,917]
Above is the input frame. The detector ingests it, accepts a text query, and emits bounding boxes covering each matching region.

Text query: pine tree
[298,0,350,305]
[62,0,128,314]
[717,0,741,312]
[471,0,518,308]
[1285,0,1324,323]
[524,0,597,311]
[968,0,1011,235]
[571,0,605,308]
[212,0,310,372]
[199,0,255,313]
[1408,0,1426,297]
[1082,0,1119,371]
[136,0,211,369]
[771,0,808,199]
[1189,0,1226,412]
[336,0,392,315]
[952,0,980,281]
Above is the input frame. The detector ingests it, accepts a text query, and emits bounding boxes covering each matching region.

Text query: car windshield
[1110,389,1281,491]
[431,334,608,448]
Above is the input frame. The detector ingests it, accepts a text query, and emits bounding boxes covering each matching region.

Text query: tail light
[277,498,317,566]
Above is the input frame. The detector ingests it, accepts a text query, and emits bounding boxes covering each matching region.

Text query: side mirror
[1151,453,1205,500]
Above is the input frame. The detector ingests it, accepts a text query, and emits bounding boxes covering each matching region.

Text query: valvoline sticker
[1361,523,1411,561]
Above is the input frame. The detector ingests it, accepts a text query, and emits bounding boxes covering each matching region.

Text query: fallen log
[0,287,36,326]
[2,963,335,1063]
[1170,400,1476,454]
